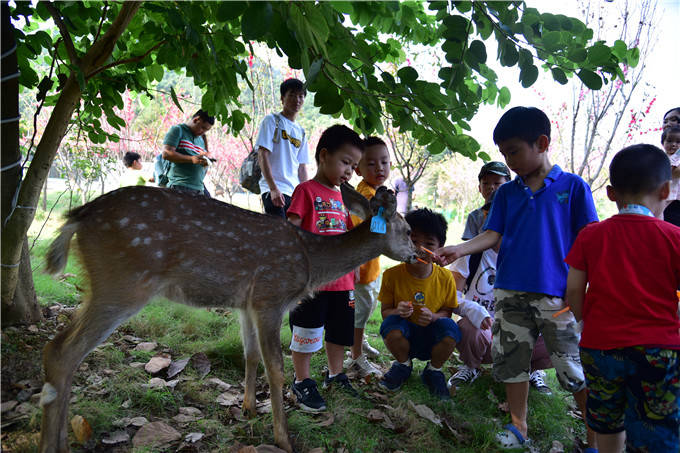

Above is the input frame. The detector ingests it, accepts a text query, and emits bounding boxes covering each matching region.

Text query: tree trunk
[1,2,41,326]
[0,2,140,319]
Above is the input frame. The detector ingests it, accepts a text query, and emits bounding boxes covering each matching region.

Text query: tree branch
[44,2,80,67]
[86,40,167,80]
[92,2,110,45]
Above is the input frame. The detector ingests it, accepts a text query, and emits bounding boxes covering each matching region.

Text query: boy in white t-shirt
[256,78,310,217]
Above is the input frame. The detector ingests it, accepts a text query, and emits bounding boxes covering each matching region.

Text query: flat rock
[135,341,158,352]
[129,416,149,427]
[132,421,181,447]
[145,356,172,374]
[102,430,130,445]
[185,432,204,443]
[206,377,231,392]
[180,407,203,417]
[173,413,198,423]
[130,362,146,369]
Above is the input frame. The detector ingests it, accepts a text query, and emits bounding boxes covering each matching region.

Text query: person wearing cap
[461,161,511,240]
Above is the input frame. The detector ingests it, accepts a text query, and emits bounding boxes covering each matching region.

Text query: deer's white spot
[131,237,141,246]
[226,232,235,239]
[130,196,136,201]
[155,210,165,220]
[136,223,148,230]
[219,220,226,225]
[140,201,149,208]
[204,225,213,231]
[155,232,166,240]
[193,220,202,227]
[182,224,190,231]
[102,223,111,230]
[143,193,149,199]
[119,217,130,227]
[155,250,163,259]
[143,237,151,245]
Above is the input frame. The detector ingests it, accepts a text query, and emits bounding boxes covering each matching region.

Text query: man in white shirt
[256,78,309,217]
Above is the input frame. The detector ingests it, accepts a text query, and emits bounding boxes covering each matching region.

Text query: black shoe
[378,361,412,391]
[323,371,359,397]
[291,378,326,412]
[421,363,450,400]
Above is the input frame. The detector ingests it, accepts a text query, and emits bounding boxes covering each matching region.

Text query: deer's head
[341,183,418,264]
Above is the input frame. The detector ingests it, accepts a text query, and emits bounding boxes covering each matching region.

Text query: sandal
[496,424,531,449]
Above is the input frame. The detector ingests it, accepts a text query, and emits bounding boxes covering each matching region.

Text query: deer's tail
[45,221,79,275]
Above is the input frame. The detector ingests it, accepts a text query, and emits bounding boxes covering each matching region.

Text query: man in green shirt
[162,110,215,195]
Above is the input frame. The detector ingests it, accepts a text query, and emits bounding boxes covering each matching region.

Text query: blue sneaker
[379,361,412,391]
[421,363,450,399]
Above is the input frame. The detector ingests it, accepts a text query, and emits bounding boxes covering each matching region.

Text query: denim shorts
[380,315,461,361]
[580,346,680,452]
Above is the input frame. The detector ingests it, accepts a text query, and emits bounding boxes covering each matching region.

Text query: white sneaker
[447,365,480,389]
[346,354,381,377]
[529,370,552,395]
[362,339,380,358]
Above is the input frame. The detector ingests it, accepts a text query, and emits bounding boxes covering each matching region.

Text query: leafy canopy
[13,1,638,159]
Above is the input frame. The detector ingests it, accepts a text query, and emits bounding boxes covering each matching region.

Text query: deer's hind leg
[240,308,260,416]
[254,307,292,453]
[39,290,149,453]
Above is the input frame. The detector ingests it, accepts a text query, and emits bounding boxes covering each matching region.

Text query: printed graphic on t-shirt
[280,129,302,148]
[472,265,495,313]
[313,196,348,233]
[414,292,425,303]
[178,139,205,155]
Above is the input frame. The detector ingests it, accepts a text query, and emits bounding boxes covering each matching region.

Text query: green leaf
[611,39,627,59]
[519,64,538,88]
[627,47,640,67]
[231,110,246,131]
[498,86,511,107]
[577,69,602,90]
[499,40,518,67]
[397,66,418,85]
[587,43,611,66]
[478,151,491,161]
[216,1,246,21]
[170,86,184,113]
[242,2,273,40]
[550,67,568,85]
[468,40,487,64]
[307,59,323,86]
[567,47,587,63]
[542,30,561,52]
[442,14,469,42]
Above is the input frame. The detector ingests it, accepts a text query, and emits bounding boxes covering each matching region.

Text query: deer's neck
[300,221,383,290]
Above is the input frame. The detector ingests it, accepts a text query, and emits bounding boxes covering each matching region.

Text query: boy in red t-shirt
[565,144,680,453]
[286,125,364,412]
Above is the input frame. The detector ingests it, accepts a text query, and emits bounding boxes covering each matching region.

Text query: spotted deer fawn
[39,184,417,453]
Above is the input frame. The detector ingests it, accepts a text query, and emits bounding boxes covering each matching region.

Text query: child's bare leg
[351,328,364,360]
[292,351,312,380]
[573,388,598,448]
[325,342,345,375]
[506,381,530,438]
[384,330,410,362]
[430,337,456,368]
[596,432,625,453]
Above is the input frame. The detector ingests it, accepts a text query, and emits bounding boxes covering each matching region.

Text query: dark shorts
[289,290,355,346]
[262,192,292,218]
[170,184,209,197]
[379,315,461,361]
[580,346,680,452]
[663,200,680,227]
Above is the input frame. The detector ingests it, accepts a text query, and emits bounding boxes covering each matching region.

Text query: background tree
[3,1,637,325]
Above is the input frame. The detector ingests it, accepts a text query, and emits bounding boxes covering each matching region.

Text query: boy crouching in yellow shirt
[378,208,460,399]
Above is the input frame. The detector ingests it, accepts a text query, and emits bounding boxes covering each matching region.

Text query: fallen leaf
[308,449,324,453]
[180,407,203,417]
[145,355,172,374]
[256,400,272,414]
[1,401,18,413]
[102,430,130,445]
[70,415,92,444]
[549,440,565,453]
[129,416,149,427]
[367,409,385,422]
[191,352,211,378]
[366,392,389,402]
[408,401,442,426]
[185,432,204,443]
[255,445,287,452]
[217,391,241,406]
[132,421,181,447]
[167,357,190,379]
[146,377,168,389]
[316,413,335,427]
[238,447,258,453]
[381,414,395,430]
[135,341,158,352]
[206,377,232,391]
[230,406,247,421]
[173,413,199,424]
[121,335,142,343]
[130,362,146,369]
[497,401,510,413]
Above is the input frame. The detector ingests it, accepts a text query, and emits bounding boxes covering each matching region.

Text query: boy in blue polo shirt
[437,107,598,451]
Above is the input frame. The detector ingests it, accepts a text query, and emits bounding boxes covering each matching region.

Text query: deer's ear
[370,186,397,218]
[340,182,371,220]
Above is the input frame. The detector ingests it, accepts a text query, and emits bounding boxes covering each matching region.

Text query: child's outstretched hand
[396,301,413,318]
[434,245,464,266]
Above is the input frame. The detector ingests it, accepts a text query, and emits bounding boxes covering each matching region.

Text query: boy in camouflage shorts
[437,107,598,451]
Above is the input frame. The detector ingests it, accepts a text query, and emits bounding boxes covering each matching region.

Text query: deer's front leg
[256,313,292,453]
[240,309,260,417]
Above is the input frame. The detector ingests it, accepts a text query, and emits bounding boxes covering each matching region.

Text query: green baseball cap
[478,161,511,180]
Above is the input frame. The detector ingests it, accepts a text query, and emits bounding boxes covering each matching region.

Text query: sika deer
[39,184,417,453]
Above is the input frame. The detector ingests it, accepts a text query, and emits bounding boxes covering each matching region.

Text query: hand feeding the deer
[39,182,417,452]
